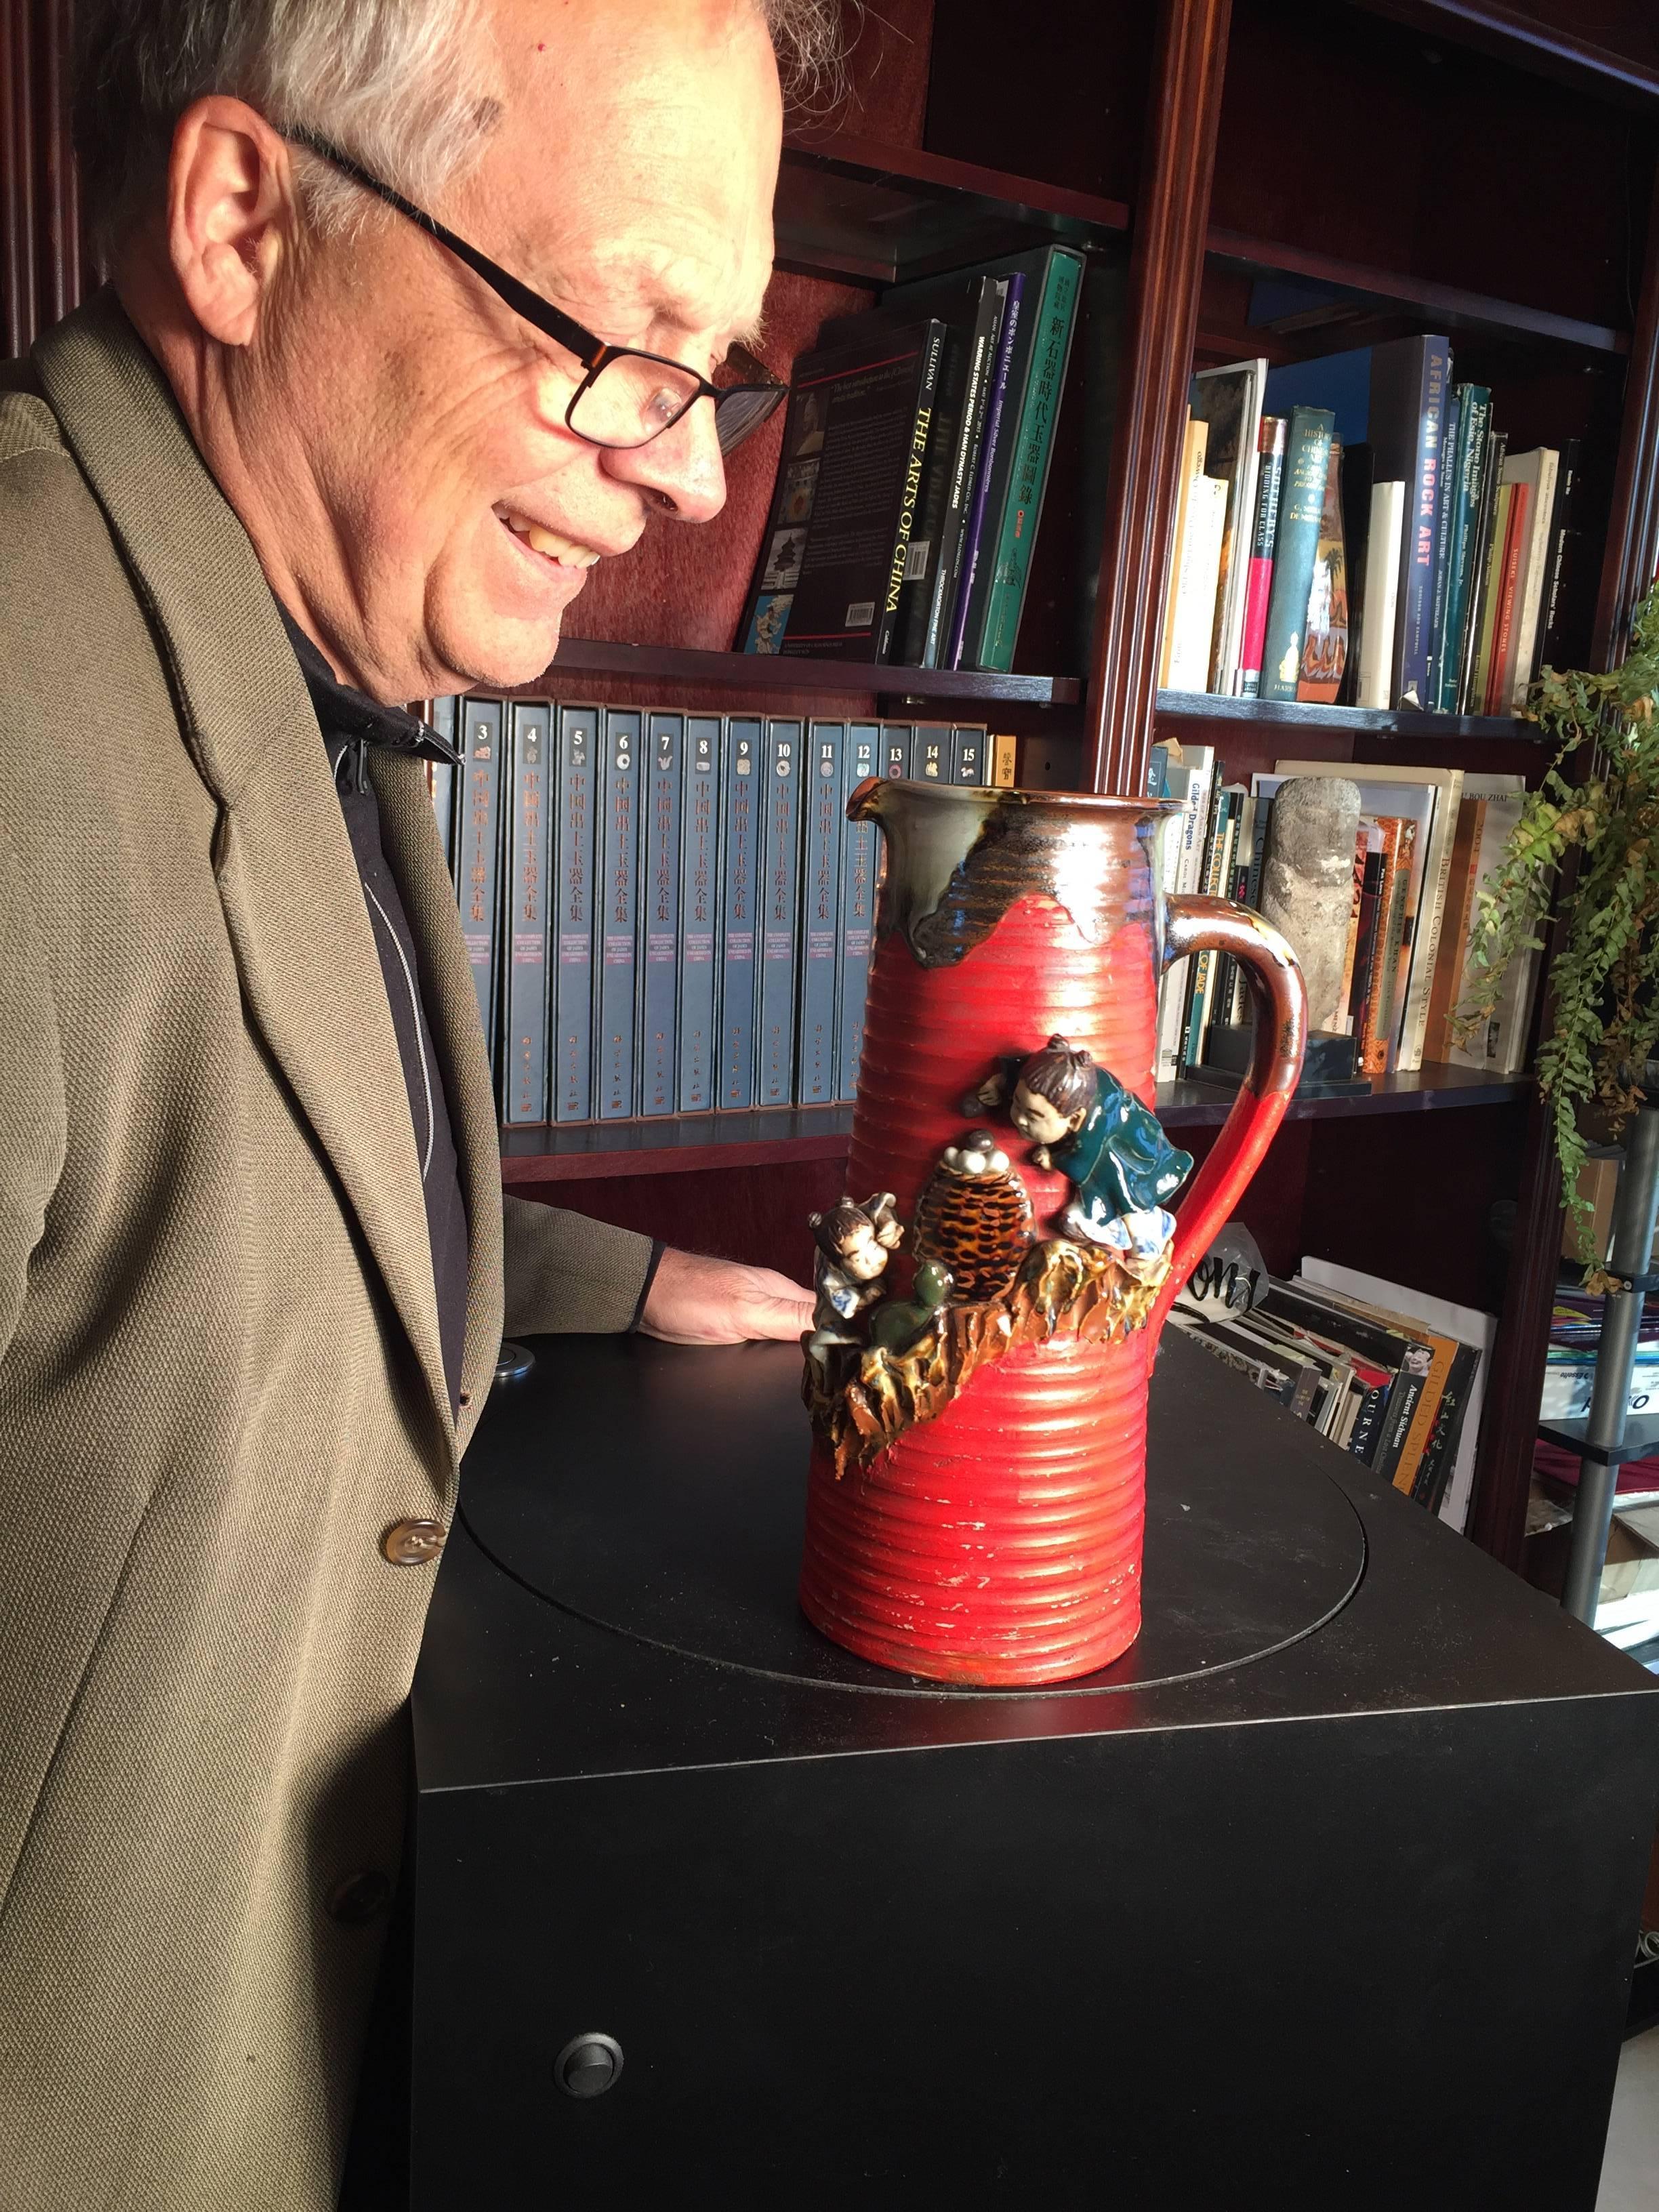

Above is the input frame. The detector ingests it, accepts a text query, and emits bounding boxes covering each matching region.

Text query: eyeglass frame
[284,127,787,455]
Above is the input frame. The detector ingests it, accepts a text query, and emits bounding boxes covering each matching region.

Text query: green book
[972,246,1085,672]
[1433,385,1492,712]
[1258,406,1335,701]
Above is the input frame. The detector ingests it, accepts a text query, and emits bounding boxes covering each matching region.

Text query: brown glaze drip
[849,780,1179,970]
[802,1234,1168,1479]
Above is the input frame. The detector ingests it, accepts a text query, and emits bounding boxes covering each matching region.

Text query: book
[1433,386,1492,712]
[718,716,762,1109]
[1446,794,1536,1075]
[882,724,915,781]
[1335,441,1373,708]
[990,731,1019,788]
[738,320,949,664]
[1422,794,1484,1065]
[1424,387,1460,709]
[922,277,1012,666]
[1458,428,1507,712]
[837,722,880,1101]
[1469,477,1515,712]
[964,247,1085,671]
[596,708,642,1120]
[1483,476,1532,715]
[1373,335,1451,709]
[949,725,986,785]
[677,714,721,1113]
[1260,407,1336,701]
[914,726,948,785]
[427,696,457,867]
[1356,481,1406,708]
[1500,447,1559,710]
[501,700,551,1126]
[755,719,803,1107]
[1156,744,1217,1080]
[1166,474,1228,694]
[636,712,682,1118]
[552,704,598,1124]
[949,272,1024,669]
[1237,415,1288,698]
[1160,415,1211,689]
[1189,357,1267,693]
[1183,785,1243,1065]
[1537,438,1584,674]
[455,696,504,1061]
[796,721,843,1107]
[1295,436,1347,703]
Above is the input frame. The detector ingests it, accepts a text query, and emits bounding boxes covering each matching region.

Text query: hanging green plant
[1451,583,1659,1292]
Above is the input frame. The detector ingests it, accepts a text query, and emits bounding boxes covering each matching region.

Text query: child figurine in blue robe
[966,1034,1192,1275]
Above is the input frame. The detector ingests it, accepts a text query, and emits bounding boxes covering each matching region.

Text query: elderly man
[0,0,826,2203]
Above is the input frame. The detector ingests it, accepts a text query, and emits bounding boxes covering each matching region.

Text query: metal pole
[1563,1103,1659,1624]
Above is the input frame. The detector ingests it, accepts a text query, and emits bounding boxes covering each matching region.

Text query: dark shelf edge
[511,639,1080,705]
[781,131,1131,246]
[1205,224,1628,355]
[498,1068,1526,1178]
[1155,690,1538,741]
[1351,0,1659,112]
[500,1107,855,1183]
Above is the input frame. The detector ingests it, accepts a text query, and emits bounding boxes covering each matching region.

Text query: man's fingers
[742,1288,815,1342]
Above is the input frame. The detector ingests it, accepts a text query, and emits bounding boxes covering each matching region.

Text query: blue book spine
[596,708,642,1120]
[552,705,598,1123]
[796,722,843,1105]
[837,722,880,1102]
[718,716,762,1109]
[755,718,803,1107]
[455,697,504,1062]
[678,716,721,1112]
[882,724,915,781]
[502,701,552,1125]
[914,725,947,784]
[949,724,986,784]
[428,695,457,869]
[637,712,682,1118]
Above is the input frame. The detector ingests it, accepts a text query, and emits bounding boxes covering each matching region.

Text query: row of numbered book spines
[429,697,1014,1128]
[1162,338,1580,718]
[1170,1273,1479,1513]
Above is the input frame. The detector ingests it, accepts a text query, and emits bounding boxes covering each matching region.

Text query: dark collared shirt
[281,612,470,1417]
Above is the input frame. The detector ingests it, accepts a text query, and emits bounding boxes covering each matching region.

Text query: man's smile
[492,502,605,569]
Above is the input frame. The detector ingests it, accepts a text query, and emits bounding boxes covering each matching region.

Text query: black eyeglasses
[286,129,788,456]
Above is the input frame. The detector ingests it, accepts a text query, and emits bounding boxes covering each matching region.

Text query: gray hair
[74,0,844,252]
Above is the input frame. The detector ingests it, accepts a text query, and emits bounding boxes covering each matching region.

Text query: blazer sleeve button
[381,1517,446,1566]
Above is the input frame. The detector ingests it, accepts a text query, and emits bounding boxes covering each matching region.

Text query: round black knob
[554,2032,623,2099]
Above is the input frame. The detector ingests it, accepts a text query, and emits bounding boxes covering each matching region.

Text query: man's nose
[603,398,728,524]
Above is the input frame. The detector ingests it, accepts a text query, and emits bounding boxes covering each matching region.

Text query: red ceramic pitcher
[798,780,1307,1687]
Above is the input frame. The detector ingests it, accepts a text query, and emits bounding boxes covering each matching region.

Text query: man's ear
[167,96,298,348]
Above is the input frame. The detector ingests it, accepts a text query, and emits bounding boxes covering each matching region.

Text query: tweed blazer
[0,293,653,2212]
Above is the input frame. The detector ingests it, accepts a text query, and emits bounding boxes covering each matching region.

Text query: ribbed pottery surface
[799,826,1163,1687]
[800,1330,1149,1683]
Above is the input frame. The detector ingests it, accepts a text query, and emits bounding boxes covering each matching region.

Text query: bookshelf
[8,0,1659,1579]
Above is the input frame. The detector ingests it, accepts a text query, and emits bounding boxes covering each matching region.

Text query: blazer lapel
[372,752,505,1447]
[33,293,454,1464]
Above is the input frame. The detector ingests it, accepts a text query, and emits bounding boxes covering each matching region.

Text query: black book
[1337,441,1374,708]
[738,320,949,665]
[1535,437,1583,677]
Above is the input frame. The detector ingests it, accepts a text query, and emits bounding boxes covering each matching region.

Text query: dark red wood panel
[508,1159,842,1284]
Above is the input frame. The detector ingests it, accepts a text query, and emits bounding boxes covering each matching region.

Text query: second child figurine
[804,1193,904,1366]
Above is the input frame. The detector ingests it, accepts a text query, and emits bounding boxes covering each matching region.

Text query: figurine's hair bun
[812,1197,878,1256]
[1019,1035,1097,1116]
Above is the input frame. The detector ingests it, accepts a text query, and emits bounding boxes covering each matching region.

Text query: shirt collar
[278,605,461,764]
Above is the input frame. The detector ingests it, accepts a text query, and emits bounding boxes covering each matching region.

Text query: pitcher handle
[1153,896,1307,1328]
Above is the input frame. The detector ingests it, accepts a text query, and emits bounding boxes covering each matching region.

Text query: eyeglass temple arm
[284,128,609,373]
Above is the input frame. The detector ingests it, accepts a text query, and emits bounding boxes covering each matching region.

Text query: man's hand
[639,1246,815,1347]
